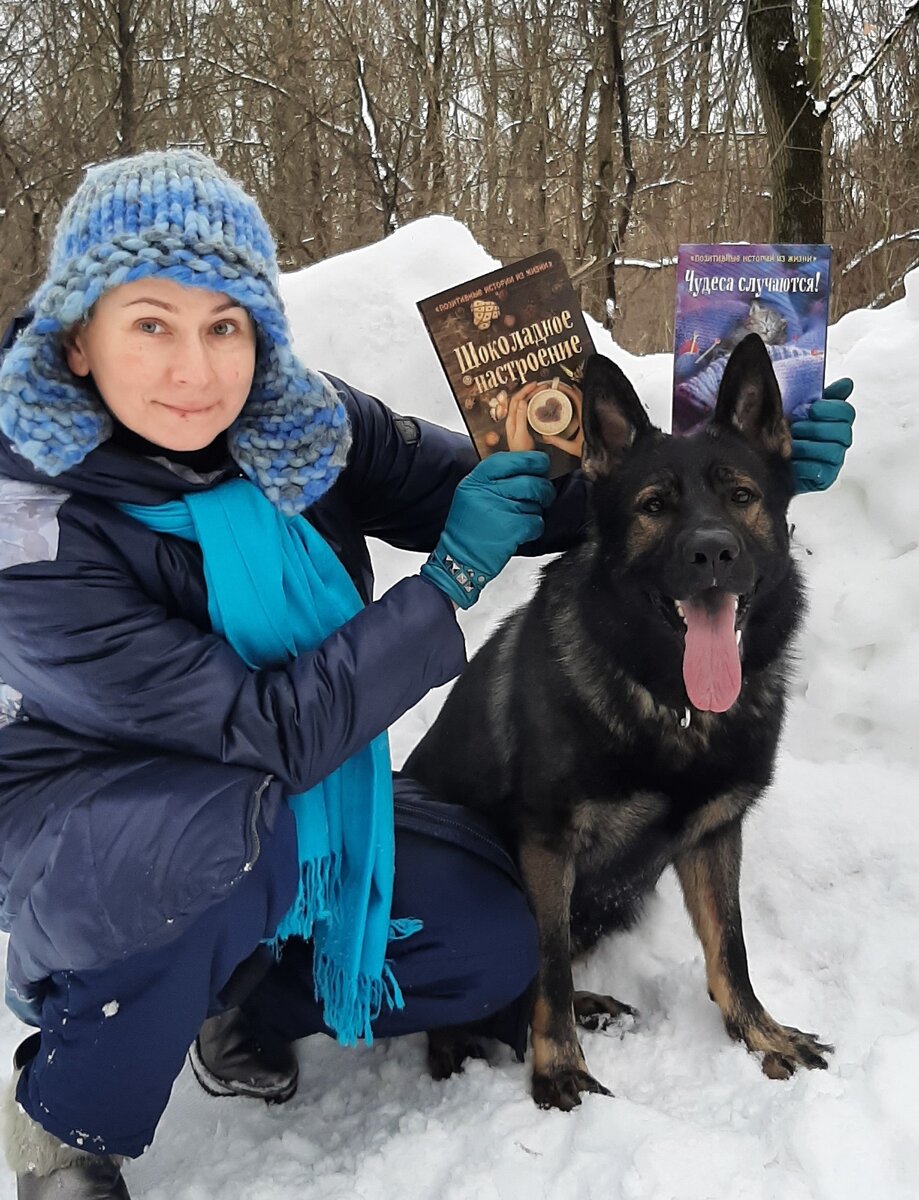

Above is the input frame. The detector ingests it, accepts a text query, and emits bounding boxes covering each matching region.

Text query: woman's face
[66,277,257,452]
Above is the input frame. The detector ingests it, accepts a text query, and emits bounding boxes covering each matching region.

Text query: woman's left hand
[789,378,855,493]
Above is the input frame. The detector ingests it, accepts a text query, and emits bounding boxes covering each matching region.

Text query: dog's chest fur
[566,783,757,954]
[570,784,754,876]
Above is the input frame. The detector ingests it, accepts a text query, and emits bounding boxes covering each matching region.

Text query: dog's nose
[684,526,741,582]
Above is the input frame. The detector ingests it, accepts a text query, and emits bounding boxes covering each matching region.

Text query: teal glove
[422,451,555,608]
[789,378,855,493]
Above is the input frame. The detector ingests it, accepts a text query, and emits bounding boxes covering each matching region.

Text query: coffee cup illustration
[527,383,577,439]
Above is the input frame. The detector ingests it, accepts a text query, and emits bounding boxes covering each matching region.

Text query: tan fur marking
[625,514,664,562]
[713,467,778,547]
[742,1023,792,1054]
[572,794,666,869]
[530,1000,586,1074]
[737,502,777,548]
[765,424,793,460]
[530,997,555,1073]
[519,842,574,934]
[676,853,736,1016]
[531,994,551,1039]
[520,843,589,1078]
[634,484,659,507]
[682,789,754,847]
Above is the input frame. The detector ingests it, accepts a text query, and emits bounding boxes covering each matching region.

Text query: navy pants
[16,782,537,1158]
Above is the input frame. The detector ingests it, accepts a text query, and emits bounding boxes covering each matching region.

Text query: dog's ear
[710,333,792,459]
[581,354,654,480]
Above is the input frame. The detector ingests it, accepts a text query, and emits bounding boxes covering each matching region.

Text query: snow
[2,217,917,1197]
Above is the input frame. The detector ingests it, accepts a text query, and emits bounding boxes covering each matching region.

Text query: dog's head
[580,334,800,714]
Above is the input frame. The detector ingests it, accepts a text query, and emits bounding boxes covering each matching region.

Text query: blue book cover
[672,243,831,435]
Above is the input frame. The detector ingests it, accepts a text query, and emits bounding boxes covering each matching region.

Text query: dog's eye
[731,487,755,505]
[640,495,664,514]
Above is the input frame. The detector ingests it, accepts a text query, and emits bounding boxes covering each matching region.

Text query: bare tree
[745,0,825,241]
[2,0,918,352]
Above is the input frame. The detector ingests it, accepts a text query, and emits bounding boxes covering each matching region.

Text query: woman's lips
[157,402,218,416]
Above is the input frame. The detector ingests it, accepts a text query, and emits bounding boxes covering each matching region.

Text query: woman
[0,150,853,1199]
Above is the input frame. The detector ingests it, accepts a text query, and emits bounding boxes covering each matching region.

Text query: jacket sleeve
[0,552,466,795]
[331,376,590,555]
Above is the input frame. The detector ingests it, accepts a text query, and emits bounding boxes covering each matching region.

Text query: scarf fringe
[268,861,423,1045]
[268,855,339,952]
[389,917,423,941]
[312,952,414,1048]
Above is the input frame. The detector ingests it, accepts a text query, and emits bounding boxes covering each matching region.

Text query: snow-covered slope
[2,218,916,1199]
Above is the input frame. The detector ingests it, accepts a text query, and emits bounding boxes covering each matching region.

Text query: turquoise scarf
[120,478,418,1045]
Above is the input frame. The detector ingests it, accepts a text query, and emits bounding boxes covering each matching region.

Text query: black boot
[188,1007,298,1103]
[4,1037,130,1199]
[16,1155,130,1199]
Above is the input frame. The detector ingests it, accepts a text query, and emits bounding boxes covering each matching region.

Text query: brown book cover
[417,250,595,478]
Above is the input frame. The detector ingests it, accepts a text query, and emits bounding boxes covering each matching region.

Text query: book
[418,250,595,478]
[672,243,831,436]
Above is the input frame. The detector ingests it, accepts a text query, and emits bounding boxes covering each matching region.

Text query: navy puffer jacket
[0,371,587,1022]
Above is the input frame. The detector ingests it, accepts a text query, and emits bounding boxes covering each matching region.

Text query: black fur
[406,335,832,1108]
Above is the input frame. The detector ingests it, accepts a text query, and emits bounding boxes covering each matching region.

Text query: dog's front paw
[574,990,638,1031]
[728,1015,833,1079]
[531,1065,612,1111]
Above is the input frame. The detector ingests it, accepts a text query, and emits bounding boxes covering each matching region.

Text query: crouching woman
[0,149,578,1198]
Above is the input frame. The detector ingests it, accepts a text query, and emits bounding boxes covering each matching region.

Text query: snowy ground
[2,219,917,1198]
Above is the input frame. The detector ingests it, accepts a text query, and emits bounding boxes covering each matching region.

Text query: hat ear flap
[228,336,351,514]
[0,323,111,476]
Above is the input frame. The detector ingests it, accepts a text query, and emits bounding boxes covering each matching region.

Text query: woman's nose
[170,337,216,387]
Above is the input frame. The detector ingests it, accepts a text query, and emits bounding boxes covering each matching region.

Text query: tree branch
[819,0,919,119]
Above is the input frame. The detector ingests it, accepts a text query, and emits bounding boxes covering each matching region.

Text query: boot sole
[187,1040,298,1105]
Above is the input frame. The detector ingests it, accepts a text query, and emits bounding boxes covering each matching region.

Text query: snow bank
[1,217,916,1200]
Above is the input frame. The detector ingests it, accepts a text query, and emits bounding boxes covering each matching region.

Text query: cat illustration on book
[695,297,789,366]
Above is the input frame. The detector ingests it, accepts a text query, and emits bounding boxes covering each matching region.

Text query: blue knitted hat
[0,149,350,513]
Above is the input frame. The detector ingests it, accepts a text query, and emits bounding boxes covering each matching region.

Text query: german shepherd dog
[405,334,832,1111]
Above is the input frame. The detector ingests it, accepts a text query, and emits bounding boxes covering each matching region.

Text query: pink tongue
[681,593,741,713]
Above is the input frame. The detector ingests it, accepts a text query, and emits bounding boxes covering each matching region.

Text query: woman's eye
[137,319,163,335]
[212,321,236,337]
[732,487,754,505]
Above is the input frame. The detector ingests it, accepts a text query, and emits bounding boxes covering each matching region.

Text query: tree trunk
[746,0,825,242]
[117,0,137,153]
[589,0,635,328]
[587,1,615,320]
[806,0,823,95]
[418,0,447,209]
[608,0,635,308]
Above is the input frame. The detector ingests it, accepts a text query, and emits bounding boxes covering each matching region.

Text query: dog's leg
[674,820,832,1079]
[520,839,612,1110]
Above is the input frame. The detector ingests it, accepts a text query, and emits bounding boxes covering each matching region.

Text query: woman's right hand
[420,451,555,608]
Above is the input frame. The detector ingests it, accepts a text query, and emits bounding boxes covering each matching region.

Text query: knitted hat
[0,149,350,513]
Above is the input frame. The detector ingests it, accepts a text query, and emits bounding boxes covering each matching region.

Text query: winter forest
[1,0,919,349]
